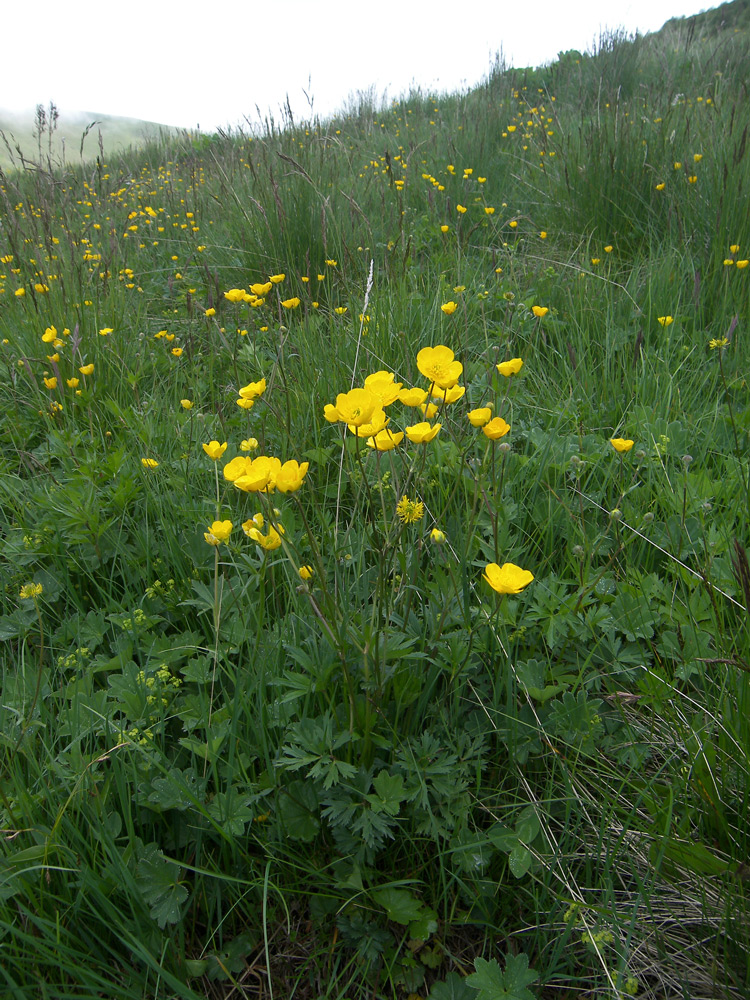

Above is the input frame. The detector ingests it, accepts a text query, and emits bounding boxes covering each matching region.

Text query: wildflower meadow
[1,5,750,998]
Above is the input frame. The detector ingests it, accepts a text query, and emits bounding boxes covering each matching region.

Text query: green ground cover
[1,4,750,997]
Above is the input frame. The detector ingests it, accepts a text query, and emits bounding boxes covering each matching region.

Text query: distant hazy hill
[0,107,184,173]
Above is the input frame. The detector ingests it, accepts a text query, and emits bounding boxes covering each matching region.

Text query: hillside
[0,105,183,172]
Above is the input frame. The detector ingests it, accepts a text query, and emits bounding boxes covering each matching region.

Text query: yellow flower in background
[420,402,440,420]
[440,225,449,233]
[430,528,446,544]
[482,417,511,440]
[246,522,284,551]
[180,399,193,409]
[204,520,233,546]
[484,206,495,215]
[736,260,749,269]
[674,161,682,170]
[657,316,673,326]
[42,327,58,343]
[224,288,246,303]
[66,377,80,388]
[398,387,429,407]
[604,245,613,253]
[14,287,25,297]
[205,308,216,317]
[43,376,58,389]
[275,460,309,493]
[430,384,466,404]
[709,337,729,349]
[251,282,273,296]
[532,306,548,318]
[99,327,114,336]
[396,495,425,524]
[417,345,462,389]
[79,364,95,375]
[202,441,228,461]
[483,562,534,595]
[539,231,547,239]
[456,204,467,214]
[441,301,458,315]
[238,378,266,401]
[240,438,259,451]
[325,259,337,267]
[693,153,703,162]
[405,421,441,444]
[364,371,403,406]
[730,244,740,253]
[171,347,183,357]
[141,458,159,469]
[367,428,404,451]
[281,297,300,309]
[34,283,49,293]
[19,582,44,599]
[610,438,634,452]
[496,357,523,377]
[269,273,285,283]
[509,220,518,229]
[468,407,492,427]
[236,397,255,409]
[655,183,666,191]
[334,306,348,315]
[298,565,313,580]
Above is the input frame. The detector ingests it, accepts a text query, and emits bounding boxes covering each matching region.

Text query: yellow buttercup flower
[430,384,465,404]
[610,438,634,453]
[181,399,193,409]
[275,460,309,493]
[398,387,429,407]
[657,316,673,327]
[202,441,228,461]
[366,428,404,451]
[268,273,285,283]
[467,407,492,427]
[735,260,748,269]
[482,417,511,440]
[141,458,159,469]
[224,288,247,303]
[66,377,80,389]
[204,520,233,546]
[43,376,58,389]
[333,387,378,427]
[441,301,458,315]
[416,345,462,389]
[430,528,446,544]
[483,562,534,595]
[246,521,284,550]
[532,306,548,318]
[405,421,441,444]
[240,437,259,451]
[364,371,403,406]
[281,297,300,309]
[298,566,313,580]
[496,357,523,377]
[238,378,266,400]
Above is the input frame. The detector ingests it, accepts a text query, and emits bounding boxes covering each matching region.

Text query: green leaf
[277,779,320,842]
[466,954,538,1000]
[429,971,478,1000]
[372,886,424,925]
[134,843,188,928]
[409,906,439,942]
[367,770,406,816]
[508,844,532,878]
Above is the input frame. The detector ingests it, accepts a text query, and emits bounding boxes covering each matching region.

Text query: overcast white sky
[3,0,718,130]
